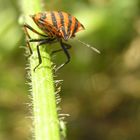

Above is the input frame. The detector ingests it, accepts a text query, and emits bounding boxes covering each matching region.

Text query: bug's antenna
[74,38,101,54]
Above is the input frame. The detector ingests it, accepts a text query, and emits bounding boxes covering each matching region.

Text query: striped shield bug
[23,11,100,71]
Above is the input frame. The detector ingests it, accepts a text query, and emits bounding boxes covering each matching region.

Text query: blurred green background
[0,0,140,140]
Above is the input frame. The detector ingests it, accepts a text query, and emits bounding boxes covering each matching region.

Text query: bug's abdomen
[31,11,85,40]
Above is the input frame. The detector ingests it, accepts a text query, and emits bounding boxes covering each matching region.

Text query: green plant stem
[21,1,61,140]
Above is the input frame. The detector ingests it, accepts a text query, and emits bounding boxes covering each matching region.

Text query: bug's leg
[26,41,33,57]
[29,38,56,43]
[27,38,56,59]
[55,40,71,72]
[28,37,56,59]
[25,39,46,58]
[51,42,71,56]
[34,44,42,72]
[23,26,32,56]
[26,39,47,58]
[23,23,48,37]
[23,23,48,57]
[33,39,50,72]
[23,24,50,59]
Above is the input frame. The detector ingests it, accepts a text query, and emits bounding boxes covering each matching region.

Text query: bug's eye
[30,14,35,18]
[40,13,46,20]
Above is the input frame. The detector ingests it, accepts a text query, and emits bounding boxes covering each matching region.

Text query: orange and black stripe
[50,11,58,29]
[67,14,72,37]
[58,11,67,40]
[33,11,84,39]
[49,11,76,39]
[72,18,78,36]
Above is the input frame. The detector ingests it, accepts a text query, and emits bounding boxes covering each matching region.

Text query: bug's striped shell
[31,11,85,40]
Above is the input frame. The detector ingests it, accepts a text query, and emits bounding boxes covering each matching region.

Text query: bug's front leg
[23,25,33,56]
[23,23,48,38]
[23,23,48,57]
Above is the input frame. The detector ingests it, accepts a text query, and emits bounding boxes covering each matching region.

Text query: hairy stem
[21,1,61,140]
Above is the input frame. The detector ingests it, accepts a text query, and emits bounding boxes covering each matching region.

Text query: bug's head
[30,13,45,25]
[30,14,40,23]
[30,13,48,29]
